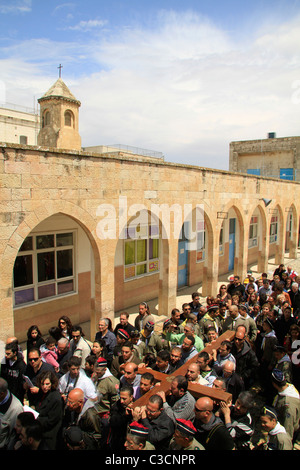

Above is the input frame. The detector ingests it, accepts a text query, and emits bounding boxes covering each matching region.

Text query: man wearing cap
[113,328,131,358]
[93,357,120,416]
[273,345,293,383]
[124,421,155,450]
[271,368,300,440]
[255,406,293,450]
[63,425,86,450]
[140,321,163,356]
[169,419,204,450]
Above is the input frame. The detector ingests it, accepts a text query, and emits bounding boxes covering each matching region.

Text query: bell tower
[37,72,81,151]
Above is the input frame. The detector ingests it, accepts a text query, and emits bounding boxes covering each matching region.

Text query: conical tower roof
[38,78,81,105]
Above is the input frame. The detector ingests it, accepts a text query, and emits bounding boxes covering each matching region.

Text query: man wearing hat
[273,345,293,383]
[271,368,300,441]
[63,425,86,450]
[140,321,163,356]
[169,419,204,450]
[124,421,155,450]
[93,357,120,416]
[255,405,293,450]
[113,328,131,358]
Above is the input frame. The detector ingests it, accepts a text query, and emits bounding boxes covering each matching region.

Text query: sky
[0,0,300,170]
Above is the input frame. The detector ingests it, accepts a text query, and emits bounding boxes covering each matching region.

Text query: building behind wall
[229,134,300,181]
[0,104,39,146]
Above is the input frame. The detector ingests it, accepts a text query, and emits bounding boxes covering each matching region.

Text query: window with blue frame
[280,168,293,180]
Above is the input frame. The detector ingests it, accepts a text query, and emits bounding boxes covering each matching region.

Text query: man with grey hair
[0,378,23,449]
[95,318,117,366]
[57,337,73,378]
[289,282,300,317]
[221,360,245,403]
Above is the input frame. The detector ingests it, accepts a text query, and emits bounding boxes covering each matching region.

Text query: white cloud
[0,0,31,14]
[67,19,108,32]
[1,9,300,169]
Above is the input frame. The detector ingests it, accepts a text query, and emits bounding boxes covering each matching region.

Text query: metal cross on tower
[58,64,63,78]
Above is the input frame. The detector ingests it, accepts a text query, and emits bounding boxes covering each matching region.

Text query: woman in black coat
[34,370,64,450]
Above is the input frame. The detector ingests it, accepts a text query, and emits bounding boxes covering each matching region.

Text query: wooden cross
[133,329,235,407]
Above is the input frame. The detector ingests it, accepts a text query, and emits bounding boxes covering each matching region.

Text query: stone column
[158,237,177,317]
[90,238,116,340]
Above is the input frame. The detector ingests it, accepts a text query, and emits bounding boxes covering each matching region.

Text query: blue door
[228,218,236,272]
[178,222,188,288]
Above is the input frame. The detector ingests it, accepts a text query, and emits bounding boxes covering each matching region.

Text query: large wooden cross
[133,330,235,408]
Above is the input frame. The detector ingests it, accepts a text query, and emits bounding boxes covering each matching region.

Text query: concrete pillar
[158,238,177,316]
[90,238,115,340]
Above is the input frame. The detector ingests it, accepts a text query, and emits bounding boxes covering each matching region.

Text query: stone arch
[114,204,171,315]
[176,203,215,291]
[0,200,102,341]
[285,202,299,258]
[216,200,247,279]
[247,203,268,273]
[42,109,50,127]
[268,202,285,266]
[64,109,74,128]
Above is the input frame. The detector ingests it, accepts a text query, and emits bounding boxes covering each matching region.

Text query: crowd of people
[0,263,300,451]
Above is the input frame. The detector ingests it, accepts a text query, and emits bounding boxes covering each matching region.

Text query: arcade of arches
[1,142,300,342]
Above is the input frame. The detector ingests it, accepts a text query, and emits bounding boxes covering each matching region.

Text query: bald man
[194,396,235,450]
[120,362,141,388]
[186,363,209,386]
[63,388,103,450]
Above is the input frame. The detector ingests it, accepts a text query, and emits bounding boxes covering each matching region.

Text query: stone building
[0,105,39,146]
[1,78,300,343]
[229,134,300,181]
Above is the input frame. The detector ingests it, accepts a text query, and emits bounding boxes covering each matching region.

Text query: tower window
[64,110,74,127]
[42,110,50,127]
